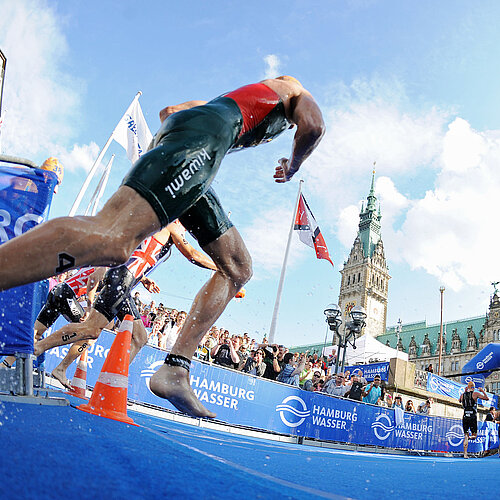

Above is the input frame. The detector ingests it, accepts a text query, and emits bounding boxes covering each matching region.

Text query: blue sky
[1,0,500,346]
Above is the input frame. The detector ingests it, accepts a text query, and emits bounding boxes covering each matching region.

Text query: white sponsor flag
[113,95,152,164]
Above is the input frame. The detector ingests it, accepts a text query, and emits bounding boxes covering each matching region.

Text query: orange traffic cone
[66,348,89,400]
[78,315,137,426]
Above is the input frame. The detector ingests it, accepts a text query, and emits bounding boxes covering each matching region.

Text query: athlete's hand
[142,277,160,293]
[274,158,293,183]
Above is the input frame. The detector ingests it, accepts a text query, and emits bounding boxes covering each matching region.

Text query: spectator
[276,352,306,386]
[380,393,393,407]
[133,291,142,310]
[194,334,211,362]
[162,310,187,351]
[392,395,404,410]
[237,341,250,370]
[405,400,416,413]
[299,361,314,388]
[323,372,349,397]
[485,407,497,422]
[425,364,434,373]
[262,344,286,380]
[353,369,367,385]
[362,375,382,405]
[417,398,433,415]
[242,349,266,377]
[303,371,322,391]
[313,379,325,392]
[211,332,240,369]
[344,373,364,401]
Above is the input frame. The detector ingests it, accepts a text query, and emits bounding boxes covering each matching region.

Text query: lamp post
[324,304,342,374]
[438,286,445,376]
[341,306,367,372]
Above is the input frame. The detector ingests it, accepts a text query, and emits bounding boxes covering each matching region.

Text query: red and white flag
[294,194,333,266]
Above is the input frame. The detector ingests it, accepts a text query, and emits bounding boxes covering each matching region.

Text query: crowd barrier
[0,160,58,355]
[43,322,499,454]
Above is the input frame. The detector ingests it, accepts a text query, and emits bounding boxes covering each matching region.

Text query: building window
[358,273,361,283]
[347,275,350,285]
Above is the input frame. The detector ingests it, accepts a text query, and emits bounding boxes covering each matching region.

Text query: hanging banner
[42,325,498,454]
[345,362,390,381]
[427,372,498,409]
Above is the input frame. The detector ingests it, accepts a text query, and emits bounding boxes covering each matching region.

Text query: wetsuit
[122,82,290,246]
[93,224,180,322]
[37,267,95,327]
[462,390,478,435]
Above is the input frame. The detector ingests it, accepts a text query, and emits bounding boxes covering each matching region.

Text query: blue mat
[0,397,497,499]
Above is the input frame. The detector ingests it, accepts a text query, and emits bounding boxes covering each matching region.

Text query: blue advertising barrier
[345,362,390,381]
[427,372,498,409]
[0,164,58,355]
[461,343,500,389]
[43,324,498,454]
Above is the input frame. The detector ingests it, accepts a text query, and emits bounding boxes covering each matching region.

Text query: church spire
[358,165,382,258]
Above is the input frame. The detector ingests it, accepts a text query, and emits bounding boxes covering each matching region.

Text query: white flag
[113,97,152,164]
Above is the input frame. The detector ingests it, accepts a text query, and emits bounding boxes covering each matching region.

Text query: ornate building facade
[378,292,500,395]
[338,172,391,337]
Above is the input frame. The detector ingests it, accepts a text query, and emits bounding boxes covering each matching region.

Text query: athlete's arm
[169,223,218,271]
[474,388,489,401]
[274,92,325,183]
[159,101,208,123]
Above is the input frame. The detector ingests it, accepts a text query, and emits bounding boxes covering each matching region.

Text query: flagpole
[84,154,115,216]
[68,92,142,216]
[268,179,303,344]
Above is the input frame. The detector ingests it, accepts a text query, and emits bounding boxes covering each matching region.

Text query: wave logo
[429,376,440,392]
[140,360,164,394]
[446,424,464,446]
[476,351,493,370]
[275,395,310,428]
[371,413,395,441]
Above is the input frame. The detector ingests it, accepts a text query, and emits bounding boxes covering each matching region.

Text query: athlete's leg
[34,309,109,357]
[150,226,252,417]
[463,433,469,458]
[130,319,148,362]
[51,340,95,389]
[0,186,161,292]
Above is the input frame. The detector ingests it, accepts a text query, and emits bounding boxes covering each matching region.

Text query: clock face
[494,311,499,318]
[345,302,355,317]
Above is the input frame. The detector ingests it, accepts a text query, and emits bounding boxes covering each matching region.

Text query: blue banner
[42,326,498,454]
[346,362,390,381]
[0,164,57,355]
[427,372,498,409]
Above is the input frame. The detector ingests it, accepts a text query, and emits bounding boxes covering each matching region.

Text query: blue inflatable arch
[461,343,500,387]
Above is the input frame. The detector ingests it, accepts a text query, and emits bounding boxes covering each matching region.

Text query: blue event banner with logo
[345,362,390,381]
[0,164,58,355]
[43,327,498,454]
[426,372,498,409]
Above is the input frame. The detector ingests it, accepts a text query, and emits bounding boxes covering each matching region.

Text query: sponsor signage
[43,327,498,454]
[427,373,498,409]
[346,362,390,381]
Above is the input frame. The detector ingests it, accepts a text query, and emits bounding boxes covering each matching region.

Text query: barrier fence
[43,324,499,454]
[0,160,58,355]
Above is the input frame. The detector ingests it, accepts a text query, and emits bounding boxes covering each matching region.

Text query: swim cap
[40,157,64,185]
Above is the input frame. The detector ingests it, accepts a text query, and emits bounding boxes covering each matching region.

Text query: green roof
[378,315,486,355]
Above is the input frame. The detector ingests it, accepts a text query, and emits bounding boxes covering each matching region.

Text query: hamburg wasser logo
[141,360,164,393]
[446,424,464,447]
[275,395,310,428]
[371,413,395,440]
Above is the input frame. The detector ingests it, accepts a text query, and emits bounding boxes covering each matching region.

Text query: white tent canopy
[323,334,408,365]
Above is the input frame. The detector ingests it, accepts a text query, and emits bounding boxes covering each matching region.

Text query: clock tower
[338,171,391,337]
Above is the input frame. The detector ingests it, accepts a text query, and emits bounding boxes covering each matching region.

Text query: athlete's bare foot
[51,365,73,390]
[150,364,216,419]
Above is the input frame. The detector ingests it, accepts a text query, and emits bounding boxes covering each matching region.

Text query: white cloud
[55,142,100,172]
[0,0,84,160]
[242,206,306,276]
[263,54,281,79]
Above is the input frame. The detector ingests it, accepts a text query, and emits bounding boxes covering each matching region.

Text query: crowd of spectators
[133,299,500,419]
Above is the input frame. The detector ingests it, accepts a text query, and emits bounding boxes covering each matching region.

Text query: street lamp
[324,304,342,373]
[340,306,367,372]
[438,286,445,375]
